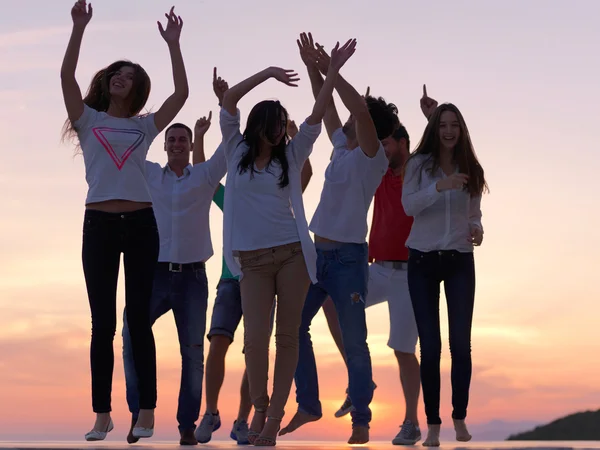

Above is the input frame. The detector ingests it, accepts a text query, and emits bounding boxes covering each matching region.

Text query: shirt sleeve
[288,120,322,168]
[220,107,244,162]
[137,113,160,144]
[401,156,443,217]
[469,195,483,232]
[213,183,225,211]
[73,104,99,133]
[204,143,227,188]
[144,161,162,180]
[355,141,388,175]
[330,127,347,160]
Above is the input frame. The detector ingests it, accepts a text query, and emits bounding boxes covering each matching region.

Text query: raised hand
[313,43,331,75]
[420,84,438,120]
[268,67,300,87]
[436,173,469,192]
[213,67,229,105]
[297,32,319,68]
[71,0,93,28]
[158,6,183,45]
[286,119,298,138]
[329,39,357,72]
[194,111,212,138]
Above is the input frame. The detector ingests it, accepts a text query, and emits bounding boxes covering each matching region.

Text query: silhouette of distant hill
[507,409,600,440]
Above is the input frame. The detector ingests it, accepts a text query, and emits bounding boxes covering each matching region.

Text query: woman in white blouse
[402,98,488,447]
[219,40,356,446]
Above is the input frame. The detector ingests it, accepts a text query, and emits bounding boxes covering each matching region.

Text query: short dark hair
[165,123,192,142]
[393,123,410,150]
[365,96,399,140]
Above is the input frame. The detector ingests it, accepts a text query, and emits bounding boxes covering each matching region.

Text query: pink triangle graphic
[92,127,145,170]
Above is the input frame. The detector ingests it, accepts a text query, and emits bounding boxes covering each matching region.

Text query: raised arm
[153,7,189,133]
[222,67,299,116]
[305,39,355,126]
[192,111,211,165]
[314,43,378,158]
[301,158,313,193]
[61,0,93,123]
[297,33,342,140]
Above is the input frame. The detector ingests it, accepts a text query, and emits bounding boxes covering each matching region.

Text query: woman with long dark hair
[60,0,189,441]
[218,40,356,446]
[402,95,488,447]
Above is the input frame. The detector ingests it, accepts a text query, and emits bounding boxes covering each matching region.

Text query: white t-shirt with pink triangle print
[75,104,159,205]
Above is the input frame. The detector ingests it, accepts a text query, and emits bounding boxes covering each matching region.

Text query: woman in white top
[60,1,189,441]
[218,40,356,446]
[402,91,488,447]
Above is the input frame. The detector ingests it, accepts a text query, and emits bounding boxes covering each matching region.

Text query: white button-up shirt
[145,145,226,264]
[402,154,483,253]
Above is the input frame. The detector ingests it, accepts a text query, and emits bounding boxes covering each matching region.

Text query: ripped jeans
[294,242,373,428]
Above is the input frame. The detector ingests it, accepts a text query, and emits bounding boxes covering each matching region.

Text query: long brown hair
[62,60,151,145]
[404,103,488,196]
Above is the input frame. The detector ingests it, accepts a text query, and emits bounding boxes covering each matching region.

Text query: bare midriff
[314,235,341,244]
[85,199,152,213]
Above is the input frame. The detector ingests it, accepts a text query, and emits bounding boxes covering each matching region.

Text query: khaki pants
[238,241,310,419]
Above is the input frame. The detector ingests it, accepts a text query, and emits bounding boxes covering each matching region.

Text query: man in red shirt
[334,122,421,445]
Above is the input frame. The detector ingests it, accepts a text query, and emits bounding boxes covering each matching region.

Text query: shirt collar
[163,163,192,177]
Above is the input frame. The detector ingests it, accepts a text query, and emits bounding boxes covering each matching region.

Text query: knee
[395,351,418,366]
[449,339,471,361]
[92,321,116,340]
[274,328,299,350]
[208,336,231,359]
[181,342,205,363]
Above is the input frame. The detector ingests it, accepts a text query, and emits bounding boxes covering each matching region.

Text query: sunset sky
[1,0,599,443]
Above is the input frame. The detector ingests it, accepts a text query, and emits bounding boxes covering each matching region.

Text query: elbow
[177,86,190,101]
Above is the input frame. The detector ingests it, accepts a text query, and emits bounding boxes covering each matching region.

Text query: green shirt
[213,183,239,281]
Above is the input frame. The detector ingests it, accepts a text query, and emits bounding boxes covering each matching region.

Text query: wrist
[435,180,443,192]
[72,24,87,34]
[167,41,181,51]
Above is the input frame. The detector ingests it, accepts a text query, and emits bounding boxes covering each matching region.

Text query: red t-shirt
[368,169,413,262]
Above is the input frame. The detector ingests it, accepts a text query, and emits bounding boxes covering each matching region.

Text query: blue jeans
[122,263,208,430]
[407,249,475,425]
[294,242,373,428]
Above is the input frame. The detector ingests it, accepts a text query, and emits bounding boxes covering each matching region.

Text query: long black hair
[238,100,290,188]
[62,60,151,144]
[404,103,488,196]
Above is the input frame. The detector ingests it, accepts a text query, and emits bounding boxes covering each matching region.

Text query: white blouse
[219,108,322,283]
[402,154,483,253]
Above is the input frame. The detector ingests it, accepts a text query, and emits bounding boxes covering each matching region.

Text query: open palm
[269,67,300,87]
[158,6,183,44]
[71,0,93,27]
[297,32,319,68]
[330,38,356,71]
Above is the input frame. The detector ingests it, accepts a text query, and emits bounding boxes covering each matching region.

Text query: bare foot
[92,413,111,432]
[279,411,321,436]
[423,424,441,447]
[135,408,154,429]
[348,426,369,445]
[453,419,472,442]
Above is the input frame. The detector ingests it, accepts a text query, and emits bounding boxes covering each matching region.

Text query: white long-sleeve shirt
[145,145,227,264]
[402,154,483,253]
[219,108,322,283]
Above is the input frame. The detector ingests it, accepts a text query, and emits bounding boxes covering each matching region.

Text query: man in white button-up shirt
[121,113,226,445]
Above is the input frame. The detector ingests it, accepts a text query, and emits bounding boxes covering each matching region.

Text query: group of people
[61,1,488,447]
